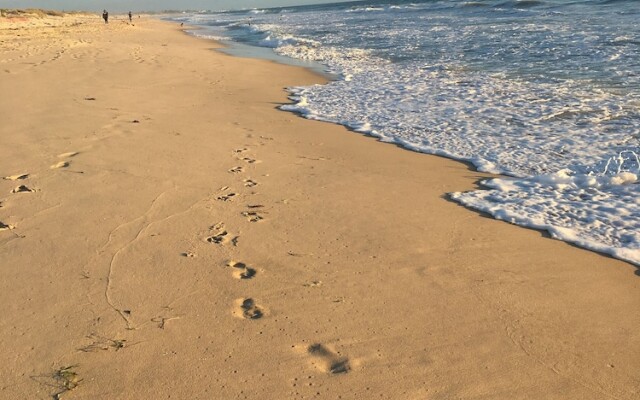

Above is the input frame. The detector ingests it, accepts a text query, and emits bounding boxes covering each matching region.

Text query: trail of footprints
[192,142,352,375]
[2,140,353,375]
[211,146,266,320]
[1,151,80,230]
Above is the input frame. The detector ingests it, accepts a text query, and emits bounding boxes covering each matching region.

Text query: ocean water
[171,0,640,266]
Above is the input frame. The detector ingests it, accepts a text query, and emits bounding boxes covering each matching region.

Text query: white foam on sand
[451,170,640,266]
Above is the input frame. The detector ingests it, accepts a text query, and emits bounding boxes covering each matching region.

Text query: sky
[0,0,359,13]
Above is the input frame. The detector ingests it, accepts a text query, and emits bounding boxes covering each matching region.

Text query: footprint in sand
[217,192,237,202]
[206,223,238,246]
[0,221,15,231]
[228,166,244,173]
[234,298,264,319]
[239,157,260,164]
[50,161,70,169]
[241,207,266,223]
[207,230,229,244]
[11,185,35,193]
[306,343,350,374]
[3,174,29,181]
[227,261,257,280]
[233,148,249,154]
[241,211,264,222]
[243,179,258,187]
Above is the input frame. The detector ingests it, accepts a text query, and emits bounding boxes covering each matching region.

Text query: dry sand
[0,13,638,400]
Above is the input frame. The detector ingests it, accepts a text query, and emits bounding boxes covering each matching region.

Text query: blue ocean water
[171,0,640,266]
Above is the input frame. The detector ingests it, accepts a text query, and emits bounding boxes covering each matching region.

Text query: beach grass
[0,9,84,18]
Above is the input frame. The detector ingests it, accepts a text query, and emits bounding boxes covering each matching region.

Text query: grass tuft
[1,8,68,19]
[52,365,81,399]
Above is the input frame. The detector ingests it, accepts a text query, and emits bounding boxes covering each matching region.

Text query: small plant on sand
[52,365,81,399]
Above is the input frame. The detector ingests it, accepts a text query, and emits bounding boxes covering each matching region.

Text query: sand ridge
[0,12,638,400]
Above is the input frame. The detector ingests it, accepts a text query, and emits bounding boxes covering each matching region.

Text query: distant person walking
[128,11,132,22]
[102,10,108,24]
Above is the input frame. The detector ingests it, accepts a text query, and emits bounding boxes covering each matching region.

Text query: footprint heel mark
[307,343,350,374]
[227,261,257,280]
[235,298,263,319]
[3,174,29,181]
[228,166,244,173]
[11,185,35,193]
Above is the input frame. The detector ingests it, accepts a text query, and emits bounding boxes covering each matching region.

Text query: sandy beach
[1,12,638,399]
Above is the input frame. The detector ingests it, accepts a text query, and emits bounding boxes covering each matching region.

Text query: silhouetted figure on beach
[128,11,132,22]
[102,10,108,24]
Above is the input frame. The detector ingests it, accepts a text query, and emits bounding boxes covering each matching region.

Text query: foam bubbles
[451,171,640,265]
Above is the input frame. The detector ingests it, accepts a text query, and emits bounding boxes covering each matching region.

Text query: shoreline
[0,14,638,399]
[176,22,336,81]
[187,23,640,269]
